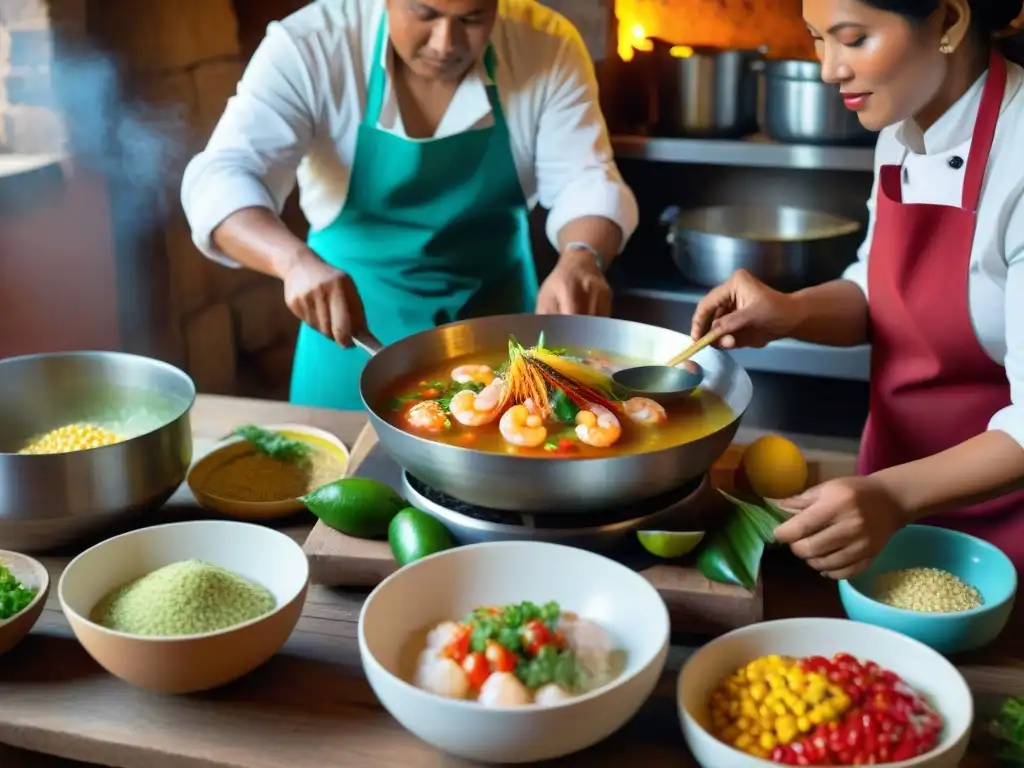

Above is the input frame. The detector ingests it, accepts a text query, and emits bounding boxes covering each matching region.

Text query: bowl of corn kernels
[838,524,1017,655]
[678,617,973,768]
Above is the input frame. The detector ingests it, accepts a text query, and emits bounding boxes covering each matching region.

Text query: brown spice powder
[201,447,346,503]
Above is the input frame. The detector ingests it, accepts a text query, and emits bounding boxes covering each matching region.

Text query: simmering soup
[378,339,734,459]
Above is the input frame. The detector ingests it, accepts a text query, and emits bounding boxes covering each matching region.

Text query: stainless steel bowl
[0,351,195,552]
[661,204,862,292]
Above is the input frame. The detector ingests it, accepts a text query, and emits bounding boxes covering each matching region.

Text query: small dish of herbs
[0,551,48,654]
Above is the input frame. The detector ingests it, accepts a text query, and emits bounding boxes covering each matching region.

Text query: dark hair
[858,1,1023,64]
[858,0,1022,33]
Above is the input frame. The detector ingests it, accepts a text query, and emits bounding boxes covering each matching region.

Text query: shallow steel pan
[357,314,752,514]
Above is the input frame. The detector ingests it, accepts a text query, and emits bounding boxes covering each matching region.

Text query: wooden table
[0,395,1020,767]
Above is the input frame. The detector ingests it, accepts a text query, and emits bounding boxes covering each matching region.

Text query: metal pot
[650,41,762,138]
[0,351,195,552]
[354,314,752,514]
[661,205,862,291]
[762,59,877,145]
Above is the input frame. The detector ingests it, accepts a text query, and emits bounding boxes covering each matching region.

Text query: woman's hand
[690,269,802,348]
[537,249,613,316]
[773,477,912,580]
[283,251,367,346]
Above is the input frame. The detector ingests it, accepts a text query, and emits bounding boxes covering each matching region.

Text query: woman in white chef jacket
[181,0,638,410]
[691,0,1024,577]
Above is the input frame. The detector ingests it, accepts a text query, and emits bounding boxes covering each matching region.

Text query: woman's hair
[857,1,1023,63]
[857,1,1022,33]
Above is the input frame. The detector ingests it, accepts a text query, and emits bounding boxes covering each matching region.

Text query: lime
[301,478,406,539]
[637,530,706,559]
[388,507,457,566]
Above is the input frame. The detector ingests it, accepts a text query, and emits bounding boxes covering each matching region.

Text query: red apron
[857,51,1024,569]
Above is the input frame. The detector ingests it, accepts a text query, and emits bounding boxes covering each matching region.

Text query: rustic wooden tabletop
[0,396,1018,767]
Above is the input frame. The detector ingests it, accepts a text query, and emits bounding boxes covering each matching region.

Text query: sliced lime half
[637,530,706,559]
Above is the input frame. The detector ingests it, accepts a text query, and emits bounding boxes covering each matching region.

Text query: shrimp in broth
[381,337,733,458]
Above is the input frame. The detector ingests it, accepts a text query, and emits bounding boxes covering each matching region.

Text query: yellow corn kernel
[735,733,754,751]
[759,732,778,751]
[776,715,799,744]
[797,715,812,733]
[741,699,759,718]
[748,682,768,702]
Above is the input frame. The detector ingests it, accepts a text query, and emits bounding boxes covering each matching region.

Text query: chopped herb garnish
[230,425,311,464]
[0,565,38,621]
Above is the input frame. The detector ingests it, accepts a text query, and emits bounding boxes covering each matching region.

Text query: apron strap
[364,12,507,131]
[364,14,390,128]
[961,50,1007,212]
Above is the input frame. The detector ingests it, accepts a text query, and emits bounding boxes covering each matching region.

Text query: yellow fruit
[739,435,808,499]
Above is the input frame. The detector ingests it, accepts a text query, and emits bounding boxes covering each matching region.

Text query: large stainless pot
[662,205,862,291]
[0,351,195,552]
[762,59,877,145]
[355,314,752,514]
[650,41,762,138]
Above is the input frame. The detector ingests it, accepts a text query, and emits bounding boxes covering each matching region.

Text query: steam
[48,44,191,236]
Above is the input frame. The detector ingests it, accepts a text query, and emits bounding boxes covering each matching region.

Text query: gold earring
[939,35,954,54]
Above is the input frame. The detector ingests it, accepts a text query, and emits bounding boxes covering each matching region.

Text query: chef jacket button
[948,156,964,170]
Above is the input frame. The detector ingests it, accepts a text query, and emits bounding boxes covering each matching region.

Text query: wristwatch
[564,241,607,272]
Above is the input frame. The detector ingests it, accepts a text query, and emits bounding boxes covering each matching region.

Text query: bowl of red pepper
[678,618,973,767]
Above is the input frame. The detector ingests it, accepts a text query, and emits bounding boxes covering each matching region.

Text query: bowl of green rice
[58,520,309,693]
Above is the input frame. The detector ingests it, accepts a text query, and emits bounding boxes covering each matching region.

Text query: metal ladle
[612,329,724,404]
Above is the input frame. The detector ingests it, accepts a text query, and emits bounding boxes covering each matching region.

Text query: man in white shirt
[181,0,638,410]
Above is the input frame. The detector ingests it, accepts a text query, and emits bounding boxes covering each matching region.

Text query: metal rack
[611,134,875,173]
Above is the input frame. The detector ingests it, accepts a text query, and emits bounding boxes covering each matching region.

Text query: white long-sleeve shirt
[180,0,637,268]
[843,61,1024,449]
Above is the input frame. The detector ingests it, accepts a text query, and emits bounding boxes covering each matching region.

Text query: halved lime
[637,530,706,559]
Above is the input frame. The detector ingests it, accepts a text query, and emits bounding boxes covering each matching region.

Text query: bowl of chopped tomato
[678,618,972,767]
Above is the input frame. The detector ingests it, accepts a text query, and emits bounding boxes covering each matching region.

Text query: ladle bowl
[612,361,705,404]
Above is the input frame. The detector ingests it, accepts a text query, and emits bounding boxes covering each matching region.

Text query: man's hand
[536,248,612,316]
[282,251,367,346]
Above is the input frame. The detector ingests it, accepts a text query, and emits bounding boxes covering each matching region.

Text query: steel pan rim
[0,350,197,458]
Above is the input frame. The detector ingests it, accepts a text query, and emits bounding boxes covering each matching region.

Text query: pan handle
[353,329,384,357]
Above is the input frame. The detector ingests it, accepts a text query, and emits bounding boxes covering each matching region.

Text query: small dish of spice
[187,423,350,520]
[0,550,49,655]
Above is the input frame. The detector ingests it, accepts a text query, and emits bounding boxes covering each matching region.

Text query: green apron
[290,17,538,410]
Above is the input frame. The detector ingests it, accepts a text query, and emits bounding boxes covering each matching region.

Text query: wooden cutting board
[304,426,858,636]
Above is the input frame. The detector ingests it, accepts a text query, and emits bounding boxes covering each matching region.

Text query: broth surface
[378,347,734,458]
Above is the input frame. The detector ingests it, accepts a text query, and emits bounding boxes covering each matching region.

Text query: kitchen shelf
[611,134,875,173]
[613,276,871,382]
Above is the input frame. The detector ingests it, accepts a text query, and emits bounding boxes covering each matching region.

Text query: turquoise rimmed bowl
[838,524,1017,655]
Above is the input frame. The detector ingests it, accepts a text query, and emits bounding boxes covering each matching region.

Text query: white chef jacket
[180,0,637,268]
[843,60,1024,450]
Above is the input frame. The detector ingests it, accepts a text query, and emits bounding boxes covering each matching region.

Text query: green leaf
[550,389,580,423]
[230,425,311,464]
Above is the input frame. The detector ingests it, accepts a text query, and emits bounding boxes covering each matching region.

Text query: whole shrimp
[449,378,505,426]
[499,404,547,448]
[406,401,447,432]
[450,364,495,386]
[624,397,667,426]
[575,403,622,448]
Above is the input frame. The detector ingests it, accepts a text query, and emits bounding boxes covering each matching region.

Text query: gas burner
[401,471,714,551]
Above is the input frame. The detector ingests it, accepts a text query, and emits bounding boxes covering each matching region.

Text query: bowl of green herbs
[0,550,49,654]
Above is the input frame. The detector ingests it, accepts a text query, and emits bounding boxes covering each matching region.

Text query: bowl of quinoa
[58,520,309,693]
[838,524,1016,655]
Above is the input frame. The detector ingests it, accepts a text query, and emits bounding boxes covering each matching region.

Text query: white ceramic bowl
[359,541,671,764]
[678,618,973,768]
[59,520,309,693]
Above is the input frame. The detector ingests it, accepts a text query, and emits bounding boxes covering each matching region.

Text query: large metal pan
[356,315,752,514]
